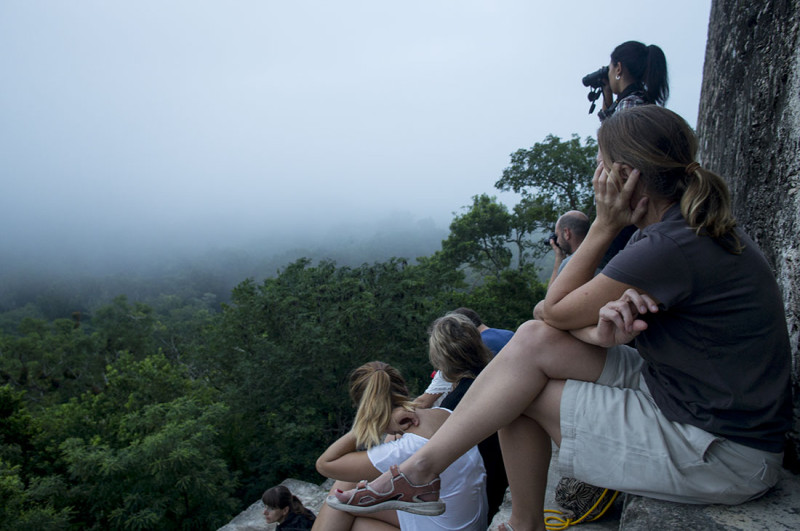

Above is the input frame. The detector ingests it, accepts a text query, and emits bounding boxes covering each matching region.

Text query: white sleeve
[424,371,453,395]
[367,434,424,473]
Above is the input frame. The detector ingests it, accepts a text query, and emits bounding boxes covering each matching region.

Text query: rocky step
[618,467,800,531]
[219,463,800,530]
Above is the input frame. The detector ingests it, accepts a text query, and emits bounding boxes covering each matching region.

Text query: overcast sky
[0,1,712,271]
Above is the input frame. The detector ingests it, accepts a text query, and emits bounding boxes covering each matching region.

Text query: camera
[543,232,557,246]
[582,65,609,88]
[582,66,608,114]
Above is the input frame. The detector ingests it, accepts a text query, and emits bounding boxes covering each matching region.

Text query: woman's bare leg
[314,481,357,531]
[397,320,604,485]
[498,415,550,531]
[351,516,399,530]
[498,380,566,531]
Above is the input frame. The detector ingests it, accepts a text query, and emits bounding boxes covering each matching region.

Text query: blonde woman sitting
[314,361,487,530]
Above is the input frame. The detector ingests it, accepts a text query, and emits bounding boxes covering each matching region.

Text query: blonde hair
[598,105,742,253]
[349,361,414,449]
[428,313,491,384]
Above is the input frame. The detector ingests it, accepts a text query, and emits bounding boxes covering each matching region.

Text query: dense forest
[0,135,596,530]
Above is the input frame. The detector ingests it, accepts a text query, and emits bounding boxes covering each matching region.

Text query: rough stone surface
[619,468,800,531]
[696,0,800,467]
[221,458,800,530]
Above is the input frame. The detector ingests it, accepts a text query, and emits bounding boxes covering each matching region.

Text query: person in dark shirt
[262,485,315,530]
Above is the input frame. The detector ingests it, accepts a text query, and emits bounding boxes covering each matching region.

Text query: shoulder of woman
[407,407,449,438]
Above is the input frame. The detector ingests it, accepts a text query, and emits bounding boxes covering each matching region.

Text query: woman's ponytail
[610,41,669,105]
[290,494,315,519]
[349,361,413,450]
[644,44,669,106]
[681,166,742,252]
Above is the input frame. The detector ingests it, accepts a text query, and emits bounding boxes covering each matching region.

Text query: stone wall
[696,0,800,468]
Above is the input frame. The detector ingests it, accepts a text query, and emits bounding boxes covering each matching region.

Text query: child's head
[428,313,491,384]
[262,485,313,524]
[349,361,414,449]
[261,485,292,524]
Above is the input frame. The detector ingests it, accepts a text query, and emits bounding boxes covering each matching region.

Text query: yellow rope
[543,489,620,530]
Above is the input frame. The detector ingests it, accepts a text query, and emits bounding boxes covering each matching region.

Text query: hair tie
[685,161,700,175]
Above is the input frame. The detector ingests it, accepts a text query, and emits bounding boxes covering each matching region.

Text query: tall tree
[442,194,514,277]
[495,134,597,230]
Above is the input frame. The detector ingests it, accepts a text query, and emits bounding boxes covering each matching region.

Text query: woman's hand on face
[593,162,648,233]
[595,289,658,347]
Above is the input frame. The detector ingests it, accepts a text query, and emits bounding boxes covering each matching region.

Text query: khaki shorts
[559,345,783,505]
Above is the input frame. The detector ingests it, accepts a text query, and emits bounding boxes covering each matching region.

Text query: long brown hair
[598,105,742,253]
[349,361,414,449]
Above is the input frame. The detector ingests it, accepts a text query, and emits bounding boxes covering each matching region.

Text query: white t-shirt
[367,420,488,530]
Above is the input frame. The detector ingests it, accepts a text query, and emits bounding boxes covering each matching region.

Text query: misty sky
[0,1,711,271]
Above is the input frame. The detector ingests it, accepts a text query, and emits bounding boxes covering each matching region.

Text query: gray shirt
[602,205,791,452]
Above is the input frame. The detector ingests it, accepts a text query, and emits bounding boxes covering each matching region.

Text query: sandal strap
[340,466,441,507]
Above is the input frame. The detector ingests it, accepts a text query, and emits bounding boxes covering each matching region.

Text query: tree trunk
[697,0,800,468]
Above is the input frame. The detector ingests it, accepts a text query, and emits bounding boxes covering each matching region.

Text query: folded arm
[315,431,381,483]
[570,289,659,347]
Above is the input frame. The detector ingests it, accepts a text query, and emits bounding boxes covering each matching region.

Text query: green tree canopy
[495,133,597,226]
[442,194,514,277]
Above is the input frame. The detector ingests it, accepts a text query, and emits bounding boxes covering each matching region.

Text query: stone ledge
[619,468,800,531]
[219,464,800,530]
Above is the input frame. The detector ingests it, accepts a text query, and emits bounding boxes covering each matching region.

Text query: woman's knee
[508,320,603,375]
[508,320,572,359]
[514,319,562,344]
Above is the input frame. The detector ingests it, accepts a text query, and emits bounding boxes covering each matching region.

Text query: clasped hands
[595,289,659,347]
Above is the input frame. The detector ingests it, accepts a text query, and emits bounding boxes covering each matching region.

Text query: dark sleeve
[601,230,692,309]
[598,225,637,269]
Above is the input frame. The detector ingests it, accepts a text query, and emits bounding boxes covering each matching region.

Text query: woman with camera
[585,40,670,266]
[596,40,669,120]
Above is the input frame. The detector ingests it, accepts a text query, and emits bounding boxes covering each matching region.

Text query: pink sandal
[326,465,445,515]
